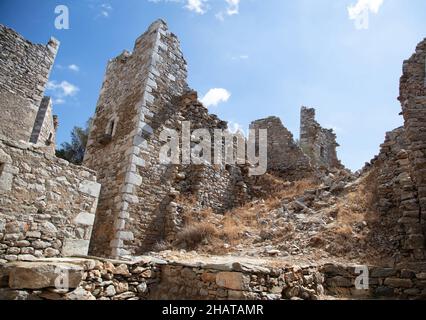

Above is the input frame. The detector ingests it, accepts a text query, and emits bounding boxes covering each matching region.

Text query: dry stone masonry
[0,20,426,300]
[83,20,189,258]
[398,38,426,261]
[84,21,250,258]
[0,137,101,263]
[300,107,342,169]
[250,116,313,180]
[1,256,425,300]
[0,24,59,152]
[365,38,426,263]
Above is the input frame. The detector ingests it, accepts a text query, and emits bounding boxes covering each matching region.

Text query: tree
[56,120,91,165]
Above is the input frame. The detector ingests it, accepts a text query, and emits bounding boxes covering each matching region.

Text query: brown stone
[384,278,413,288]
[216,272,249,291]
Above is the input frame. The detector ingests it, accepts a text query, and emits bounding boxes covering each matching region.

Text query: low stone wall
[1,257,426,300]
[149,262,324,300]
[322,263,426,299]
[0,138,101,263]
[0,257,161,300]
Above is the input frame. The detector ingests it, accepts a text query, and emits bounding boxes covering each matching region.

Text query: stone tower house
[0,24,59,153]
[84,20,188,258]
[300,106,341,169]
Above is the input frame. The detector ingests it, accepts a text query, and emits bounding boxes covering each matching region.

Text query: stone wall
[366,128,418,261]
[300,107,342,169]
[362,38,426,263]
[84,21,254,258]
[0,137,101,263]
[150,261,324,300]
[0,257,160,300]
[321,263,426,299]
[398,38,426,261]
[0,257,325,301]
[174,92,250,214]
[1,257,425,300]
[84,20,189,258]
[249,117,313,180]
[0,24,59,144]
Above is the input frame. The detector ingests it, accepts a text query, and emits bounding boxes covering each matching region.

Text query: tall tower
[84,20,188,258]
[0,24,59,149]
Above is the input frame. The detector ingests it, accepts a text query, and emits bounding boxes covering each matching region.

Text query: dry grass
[172,177,321,253]
[176,222,217,249]
[334,177,376,227]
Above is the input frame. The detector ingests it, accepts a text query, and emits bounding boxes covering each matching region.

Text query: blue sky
[0,0,425,170]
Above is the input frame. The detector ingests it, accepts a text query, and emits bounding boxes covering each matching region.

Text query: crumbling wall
[398,38,426,261]
[0,24,59,143]
[160,92,251,243]
[176,92,250,213]
[365,38,426,262]
[249,117,313,180]
[367,127,421,261]
[300,107,341,169]
[0,138,101,263]
[84,21,254,258]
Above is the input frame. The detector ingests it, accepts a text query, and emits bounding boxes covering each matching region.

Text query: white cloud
[52,98,66,105]
[149,0,208,15]
[216,0,240,20]
[68,64,80,72]
[225,0,240,15]
[185,0,208,14]
[347,0,383,28]
[46,81,79,104]
[201,88,231,107]
[227,121,245,134]
[95,3,113,18]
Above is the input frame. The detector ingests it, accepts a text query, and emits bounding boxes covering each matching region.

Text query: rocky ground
[165,168,399,268]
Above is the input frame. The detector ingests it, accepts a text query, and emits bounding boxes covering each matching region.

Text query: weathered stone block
[8,262,83,289]
[79,180,101,198]
[73,212,95,226]
[62,239,90,257]
[216,272,249,291]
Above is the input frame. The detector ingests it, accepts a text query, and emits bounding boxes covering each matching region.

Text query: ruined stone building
[364,38,426,263]
[249,117,313,180]
[300,107,342,169]
[0,19,426,301]
[0,25,59,154]
[249,107,342,180]
[83,20,251,257]
[0,24,101,263]
[0,20,345,261]
[0,19,424,268]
